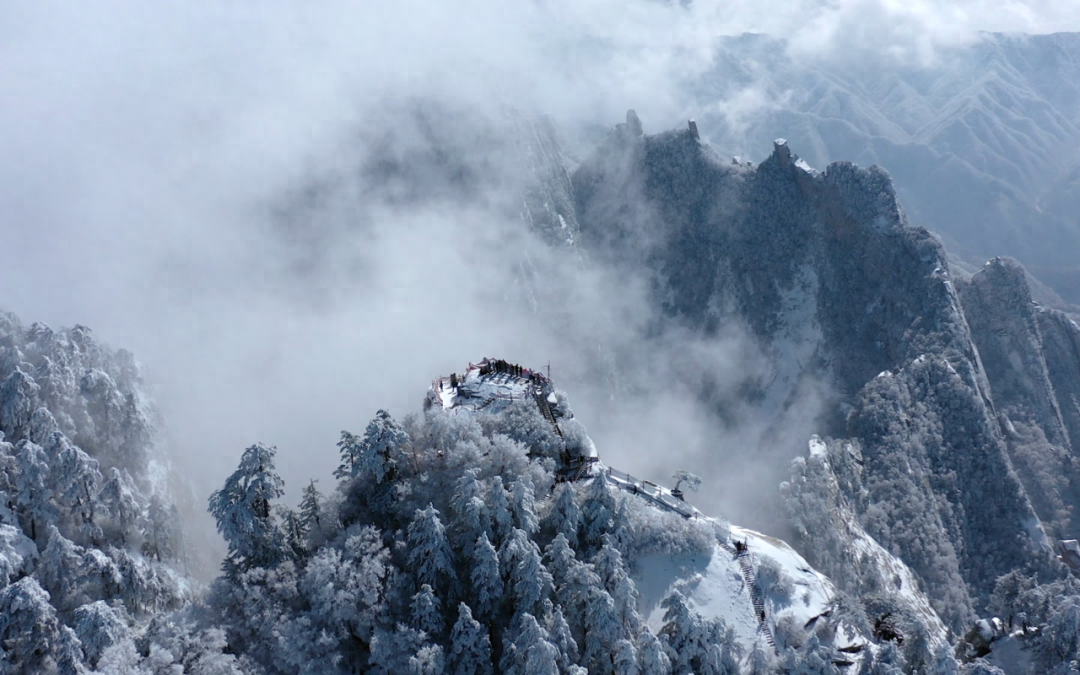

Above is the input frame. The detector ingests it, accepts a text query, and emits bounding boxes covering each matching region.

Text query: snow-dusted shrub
[755,554,794,603]
[477,398,562,460]
[614,491,713,561]
[73,600,131,668]
[0,522,36,584]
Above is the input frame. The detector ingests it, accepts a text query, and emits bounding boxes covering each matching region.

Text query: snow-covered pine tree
[859,640,905,675]
[409,643,446,675]
[925,643,960,675]
[506,530,553,616]
[638,628,672,675]
[500,612,555,675]
[523,638,560,675]
[611,497,636,560]
[13,439,56,541]
[369,623,431,675]
[27,407,59,447]
[543,482,580,548]
[412,583,446,638]
[298,526,391,661]
[471,532,502,623]
[0,576,80,673]
[449,603,493,675]
[37,524,85,612]
[0,522,35,584]
[407,504,456,595]
[98,467,140,546]
[543,533,575,586]
[510,475,539,536]
[487,476,514,547]
[784,634,842,675]
[745,637,776,675]
[142,493,176,562]
[714,625,743,675]
[613,638,639,675]
[297,479,324,549]
[581,474,616,551]
[672,470,701,495]
[72,599,131,668]
[554,555,602,648]
[277,504,307,561]
[450,469,490,558]
[0,370,39,441]
[208,442,287,575]
[583,585,622,673]
[542,601,579,670]
[51,438,103,543]
[659,590,706,675]
[0,433,14,497]
[594,536,642,632]
[335,410,409,483]
[1038,595,1080,672]
[52,625,85,675]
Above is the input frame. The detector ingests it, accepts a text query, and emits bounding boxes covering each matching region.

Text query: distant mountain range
[691,32,1080,308]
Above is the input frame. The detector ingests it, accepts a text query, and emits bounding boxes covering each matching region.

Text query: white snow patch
[634,523,841,655]
[730,526,835,633]
[635,543,761,647]
[985,634,1033,674]
[1022,515,1049,550]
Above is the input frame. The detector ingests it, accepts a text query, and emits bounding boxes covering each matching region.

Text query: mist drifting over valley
[4,2,1080,673]
[3,0,1078,521]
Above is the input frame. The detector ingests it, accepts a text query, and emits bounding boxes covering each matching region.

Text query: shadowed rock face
[694,32,1080,305]
[958,258,1080,539]
[572,121,1064,630]
[1038,310,1080,453]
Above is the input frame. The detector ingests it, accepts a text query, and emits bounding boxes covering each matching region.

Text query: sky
[2,0,1079,544]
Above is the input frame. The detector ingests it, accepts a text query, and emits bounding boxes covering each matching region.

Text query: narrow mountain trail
[720,540,777,651]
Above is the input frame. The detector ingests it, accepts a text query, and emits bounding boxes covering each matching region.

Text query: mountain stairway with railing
[718,539,777,651]
[741,550,776,650]
[533,391,563,436]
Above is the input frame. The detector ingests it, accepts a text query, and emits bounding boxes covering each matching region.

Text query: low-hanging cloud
[1,0,1076,548]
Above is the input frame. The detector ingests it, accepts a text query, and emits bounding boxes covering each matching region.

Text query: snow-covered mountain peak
[422,356,912,667]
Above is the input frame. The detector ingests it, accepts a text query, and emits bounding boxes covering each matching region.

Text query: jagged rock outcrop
[570,117,1062,630]
[694,32,1080,305]
[958,258,1080,538]
[509,111,582,249]
[1038,309,1080,451]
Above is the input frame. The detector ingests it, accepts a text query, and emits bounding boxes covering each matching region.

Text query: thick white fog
[2,0,1078,543]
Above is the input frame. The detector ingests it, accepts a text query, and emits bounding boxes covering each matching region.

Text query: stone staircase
[720,540,777,652]
[533,390,563,436]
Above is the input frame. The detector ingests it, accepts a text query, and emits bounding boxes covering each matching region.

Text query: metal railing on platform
[603,467,699,519]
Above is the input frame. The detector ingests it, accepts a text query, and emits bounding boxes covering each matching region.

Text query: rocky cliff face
[693,32,1080,305]
[958,258,1080,540]
[569,118,1070,630]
